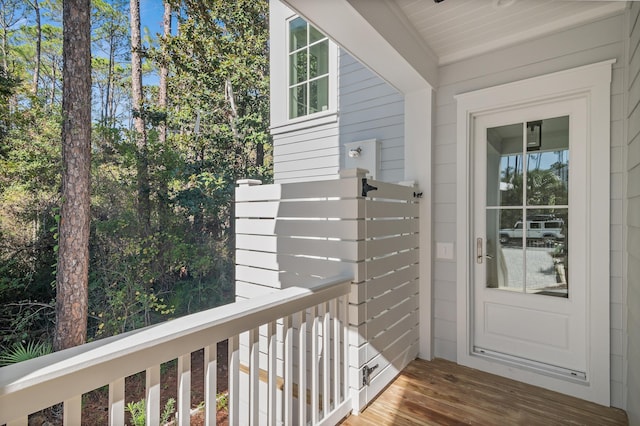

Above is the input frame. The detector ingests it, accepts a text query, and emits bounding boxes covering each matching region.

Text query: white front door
[473,99,587,377]
[455,60,613,405]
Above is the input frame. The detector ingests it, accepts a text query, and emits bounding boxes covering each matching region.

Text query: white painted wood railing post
[146,365,160,425]
[204,343,217,426]
[109,377,125,426]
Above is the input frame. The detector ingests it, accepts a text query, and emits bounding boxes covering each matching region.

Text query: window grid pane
[289,17,307,52]
[288,17,329,119]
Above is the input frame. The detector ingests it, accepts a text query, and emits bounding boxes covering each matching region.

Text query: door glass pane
[526,116,569,206]
[485,117,569,297]
[525,209,568,297]
[487,209,524,290]
[487,123,523,207]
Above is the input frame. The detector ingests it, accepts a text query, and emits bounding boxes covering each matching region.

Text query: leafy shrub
[0,340,52,366]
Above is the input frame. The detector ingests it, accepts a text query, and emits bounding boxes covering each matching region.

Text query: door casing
[455,60,614,405]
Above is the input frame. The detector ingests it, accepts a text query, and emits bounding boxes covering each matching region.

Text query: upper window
[288,17,329,119]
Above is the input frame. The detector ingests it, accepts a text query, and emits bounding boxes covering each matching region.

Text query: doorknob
[477,238,483,264]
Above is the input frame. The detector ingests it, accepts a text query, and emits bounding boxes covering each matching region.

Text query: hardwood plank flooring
[339,358,628,426]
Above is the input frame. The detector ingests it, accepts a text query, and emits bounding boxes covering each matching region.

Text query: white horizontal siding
[339,51,405,183]
[273,121,340,183]
[434,13,627,408]
[627,3,640,423]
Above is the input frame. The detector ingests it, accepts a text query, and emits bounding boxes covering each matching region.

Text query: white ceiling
[388,0,628,65]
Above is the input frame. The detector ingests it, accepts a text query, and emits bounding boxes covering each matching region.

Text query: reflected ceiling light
[527,121,542,151]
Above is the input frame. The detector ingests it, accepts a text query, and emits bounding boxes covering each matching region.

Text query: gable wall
[338,51,405,183]
[626,2,640,423]
[271,0,404,184]
[433,13,627,408]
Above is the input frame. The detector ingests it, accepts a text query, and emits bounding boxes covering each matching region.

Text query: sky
[140,0,167,37]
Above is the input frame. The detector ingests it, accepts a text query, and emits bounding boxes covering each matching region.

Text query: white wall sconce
[348,147,362,158]
[344,139,380,179]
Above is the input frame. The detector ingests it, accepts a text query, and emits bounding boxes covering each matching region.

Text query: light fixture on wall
[348,147,362,158]
[527,120,542,151]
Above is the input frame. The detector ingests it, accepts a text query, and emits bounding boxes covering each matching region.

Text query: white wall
[433,14,628,408]
[626,3,640,423]
[338,51,405,183]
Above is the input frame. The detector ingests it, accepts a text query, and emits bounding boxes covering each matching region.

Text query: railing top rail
[0,275,351,423]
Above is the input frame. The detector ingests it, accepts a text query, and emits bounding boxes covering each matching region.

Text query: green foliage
[126,397,175,426]
[216,392,228,411]
[162,398,176,424]
[0,340,52,366]
[1,0,271,349]
[126,399,145,426]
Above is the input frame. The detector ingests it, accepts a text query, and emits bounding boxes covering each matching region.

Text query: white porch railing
[0,276,351,426]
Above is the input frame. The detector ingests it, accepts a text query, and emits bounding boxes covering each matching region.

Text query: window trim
[283,15,337,124]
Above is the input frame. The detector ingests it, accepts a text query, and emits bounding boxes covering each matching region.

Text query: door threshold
[473,346,587,382]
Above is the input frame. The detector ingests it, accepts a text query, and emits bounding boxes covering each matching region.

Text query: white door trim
[454,60,614,405]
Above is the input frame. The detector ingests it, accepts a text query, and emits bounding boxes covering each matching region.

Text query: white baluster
[331,298,340,405]
[146,365,160,425]
[283,315,293,425]
[298,310,307,426]
[109,377,125,426]
[323,301,331,415]
[228,336,239,426]
[177,354,191,425]
[63,395,81,425]
[204,344,217,426]
[249,327,259,425]
[311,305,319,424]
[267,321,277,425]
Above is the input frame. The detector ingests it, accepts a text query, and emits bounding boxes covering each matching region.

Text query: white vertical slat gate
[235,168,420,415]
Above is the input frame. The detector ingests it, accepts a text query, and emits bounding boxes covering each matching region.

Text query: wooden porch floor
[339,358,628,426]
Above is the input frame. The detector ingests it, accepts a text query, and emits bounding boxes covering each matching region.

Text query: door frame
[454,60,614,405]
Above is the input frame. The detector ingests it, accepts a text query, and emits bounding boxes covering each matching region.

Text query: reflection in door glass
[485,116,569,297]
[486,123,522,207]
[525,209,568,297]
[486,209,523,290]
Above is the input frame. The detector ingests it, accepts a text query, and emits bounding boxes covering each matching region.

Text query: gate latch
[362,178,378,197]
[362,363,379,386]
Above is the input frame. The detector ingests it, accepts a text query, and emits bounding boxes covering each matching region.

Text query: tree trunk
[157,2,171,228]
[31,0,41,96]
[130,0,150,234]
[54,0,91,351]
[158,2,170,145]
